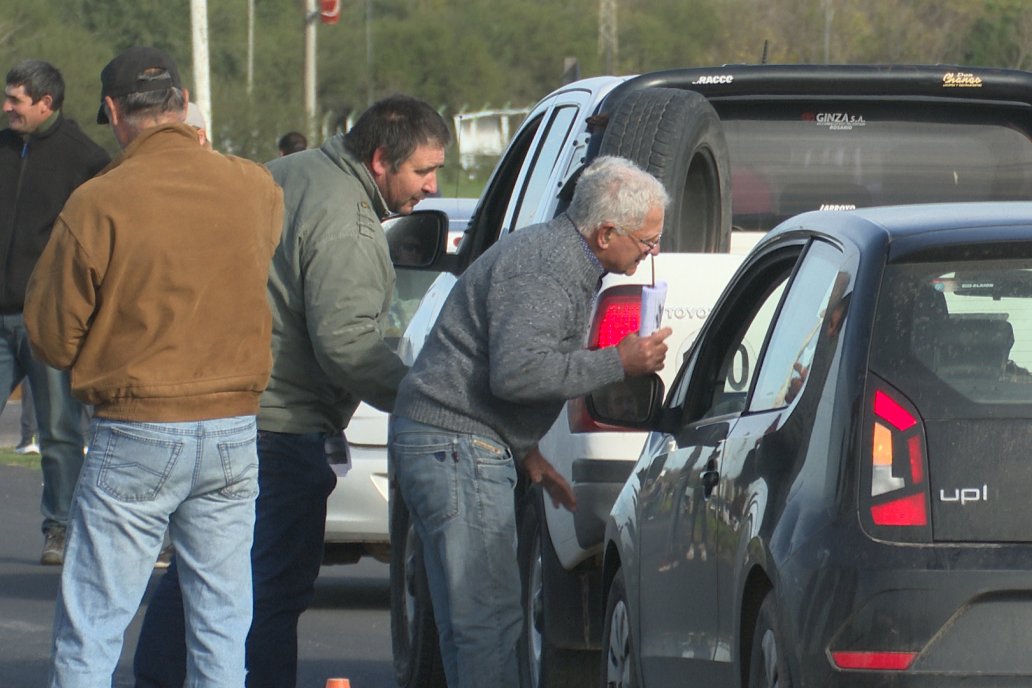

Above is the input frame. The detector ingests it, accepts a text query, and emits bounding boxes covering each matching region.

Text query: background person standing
[277,130,307,156]
[25,45,284,686]
[0,59,109,565]
[134,93,450,688]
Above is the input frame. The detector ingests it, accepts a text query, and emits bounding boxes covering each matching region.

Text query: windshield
[719,101,1032,232]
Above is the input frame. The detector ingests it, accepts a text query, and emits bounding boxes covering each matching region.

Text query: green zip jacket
[260,134,406,433]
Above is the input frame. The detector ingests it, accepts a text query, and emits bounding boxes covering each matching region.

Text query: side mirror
[586,375,665,429]
[383,210,448,268]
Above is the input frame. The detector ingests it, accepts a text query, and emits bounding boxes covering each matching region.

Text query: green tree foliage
[0,0,1027,162]
[963,0,1032,69]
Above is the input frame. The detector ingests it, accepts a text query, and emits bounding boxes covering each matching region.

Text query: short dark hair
[6,60,65,111]
[344,94,451,170]
[109,68,185,126]
[278,131,307,155]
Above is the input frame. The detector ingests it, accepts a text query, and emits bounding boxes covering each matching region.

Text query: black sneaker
[41,527,66,566]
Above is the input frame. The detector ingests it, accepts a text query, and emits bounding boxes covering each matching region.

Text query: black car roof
[769,202,1032,262]
[602,64,1032,114]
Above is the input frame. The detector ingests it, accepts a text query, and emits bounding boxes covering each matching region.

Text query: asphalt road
[0,401,395,688]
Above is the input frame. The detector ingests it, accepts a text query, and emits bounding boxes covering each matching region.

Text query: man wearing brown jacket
[24,46,283,686]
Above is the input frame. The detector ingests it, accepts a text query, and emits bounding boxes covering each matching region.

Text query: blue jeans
[50,416,259,688]
[389,415,522,688]
[0,312,85,532]
[133,430,336,688]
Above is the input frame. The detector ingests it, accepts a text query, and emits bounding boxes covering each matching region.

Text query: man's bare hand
[617,326,672,377]
[522,446,576,512]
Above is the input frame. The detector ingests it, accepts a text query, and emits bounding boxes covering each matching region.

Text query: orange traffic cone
[325,679,350,688]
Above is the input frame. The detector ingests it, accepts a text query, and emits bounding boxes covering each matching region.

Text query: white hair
[567,156,669,238]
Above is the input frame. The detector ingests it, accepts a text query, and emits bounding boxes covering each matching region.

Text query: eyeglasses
[630,232,662,252]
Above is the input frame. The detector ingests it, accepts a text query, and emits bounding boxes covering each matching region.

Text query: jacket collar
[107,122,199,170]
[320,134,389,220]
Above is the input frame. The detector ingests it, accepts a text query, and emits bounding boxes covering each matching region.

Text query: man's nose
[423,173,438,195]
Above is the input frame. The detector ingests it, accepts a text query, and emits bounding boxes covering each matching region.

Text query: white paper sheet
[639,280,668,336]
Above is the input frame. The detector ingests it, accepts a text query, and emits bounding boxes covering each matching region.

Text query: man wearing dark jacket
[0,59,109,565]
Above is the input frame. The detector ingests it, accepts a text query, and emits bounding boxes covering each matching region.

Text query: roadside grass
[0,447,40,469]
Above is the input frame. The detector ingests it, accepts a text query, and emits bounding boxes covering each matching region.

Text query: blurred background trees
[1,0,1030,182]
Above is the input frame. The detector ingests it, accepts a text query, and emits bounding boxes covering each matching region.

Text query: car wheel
[748,594,793,688]
[600,87,732,254]
[389,488,446,688]
[517,489,598,688]
[601,567,639,688]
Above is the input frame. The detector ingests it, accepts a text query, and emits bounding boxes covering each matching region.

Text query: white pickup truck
[389,64,1032,688]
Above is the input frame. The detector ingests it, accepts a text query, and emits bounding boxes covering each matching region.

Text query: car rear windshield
[870,259,1032,414]
[718,101,1032,232]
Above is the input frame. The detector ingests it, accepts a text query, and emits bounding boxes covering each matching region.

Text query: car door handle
[702,470,720,497]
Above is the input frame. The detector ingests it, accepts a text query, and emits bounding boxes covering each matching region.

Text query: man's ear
[370,146,390,178]
[594,224,615,250]
[103,96,120,126]
[39,94,54,112]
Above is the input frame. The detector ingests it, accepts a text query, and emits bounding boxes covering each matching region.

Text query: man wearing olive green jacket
[134,94,450,688]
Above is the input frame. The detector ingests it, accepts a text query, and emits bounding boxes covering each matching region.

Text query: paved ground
[0,398,25,447]
[0,400,394,687]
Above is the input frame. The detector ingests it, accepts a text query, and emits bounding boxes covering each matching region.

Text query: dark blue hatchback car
[594,202,1032,687]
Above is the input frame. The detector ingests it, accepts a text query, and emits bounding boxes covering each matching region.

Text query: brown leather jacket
[24,123,283,422]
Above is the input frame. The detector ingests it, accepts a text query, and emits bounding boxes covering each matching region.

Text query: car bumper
[782,530,1032,684]
[324,443,390,545]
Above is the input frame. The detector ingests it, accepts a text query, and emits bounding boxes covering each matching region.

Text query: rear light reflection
[866,380,930,529]
[832,650,918,671]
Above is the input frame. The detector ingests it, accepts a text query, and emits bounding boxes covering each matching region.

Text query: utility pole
[823,0,835,63]
[599,0,617,74]
[366,0,374,107]
[304,0,318,145]
[247,0,255,96]
[190,0,212,133]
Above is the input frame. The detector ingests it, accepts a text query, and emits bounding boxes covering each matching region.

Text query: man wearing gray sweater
[390,156,672,688]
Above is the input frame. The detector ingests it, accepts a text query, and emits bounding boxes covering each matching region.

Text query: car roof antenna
[760,39,769,64]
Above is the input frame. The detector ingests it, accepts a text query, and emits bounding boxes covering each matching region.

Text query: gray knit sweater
[394,214,626,460]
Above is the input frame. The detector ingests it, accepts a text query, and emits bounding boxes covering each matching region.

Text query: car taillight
[831,650,918,671]
[862,376,930,539]
[569,285,642,433]
[588,286,641,348]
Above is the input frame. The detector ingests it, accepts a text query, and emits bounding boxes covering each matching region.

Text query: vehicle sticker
[820,203,857,211]
[803,111,867,130]
[942,72,983,88]
[691,74,734,85]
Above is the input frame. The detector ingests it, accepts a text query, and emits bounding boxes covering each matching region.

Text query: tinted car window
[749,241,847,412]
[871,259,1032,408]
[510,105,579,232]
[719,102,1032,232]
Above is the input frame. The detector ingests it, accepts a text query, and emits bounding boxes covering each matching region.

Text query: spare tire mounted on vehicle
[599,87,731,254]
